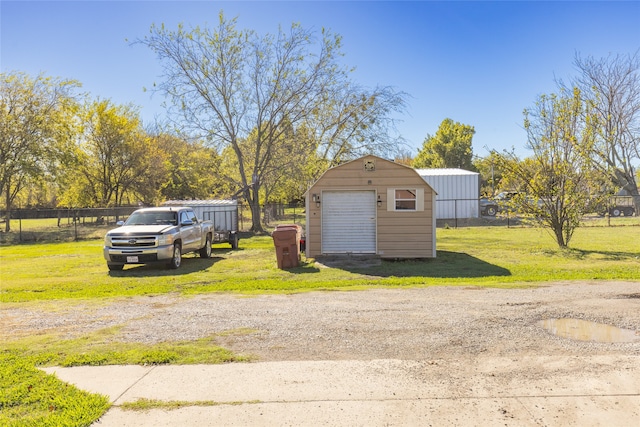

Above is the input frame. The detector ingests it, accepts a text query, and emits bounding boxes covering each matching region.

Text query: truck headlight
[104,235,111,246]
[158,234,174,246]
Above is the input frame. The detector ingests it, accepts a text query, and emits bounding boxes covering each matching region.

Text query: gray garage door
[321,191,376,254]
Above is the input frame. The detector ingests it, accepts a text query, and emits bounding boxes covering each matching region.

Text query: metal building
[415,169,480,219]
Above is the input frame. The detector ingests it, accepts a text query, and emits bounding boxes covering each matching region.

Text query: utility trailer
[608,196,636,217]
[163,199,240,248]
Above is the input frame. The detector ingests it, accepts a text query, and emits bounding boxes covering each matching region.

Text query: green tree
[138,12,407,231]
[0,71,80,230]
[213,125,317,204]
[133,134,170,205]
[60,100,151,207]
[497,88,603,248]
[413,118,475,169]
[259,121,319,205]
[472,151,502,197]
[154,132,223,201]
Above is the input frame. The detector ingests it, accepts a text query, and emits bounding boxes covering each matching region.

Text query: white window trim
[387,188,424,212]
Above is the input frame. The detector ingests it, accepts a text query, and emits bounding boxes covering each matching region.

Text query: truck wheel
[199,234,212,258]
[485,206,497,216]
[611,208,622,217]
[230,233,239,249]
[167,243,182,269]
[624,208,634,217]
[108,263,124,271]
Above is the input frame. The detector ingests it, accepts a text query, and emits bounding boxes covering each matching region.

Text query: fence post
[455,199,458,229]
[74,209,78,241]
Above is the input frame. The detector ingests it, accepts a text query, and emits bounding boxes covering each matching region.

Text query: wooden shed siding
[377,216,433,257]
[378,226,433,236]
[305,156,436,258]
[377,203,434,218]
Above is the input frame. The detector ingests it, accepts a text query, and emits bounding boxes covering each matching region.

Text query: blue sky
[2,1,639,158]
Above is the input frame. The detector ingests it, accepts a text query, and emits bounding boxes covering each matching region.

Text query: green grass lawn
[1,224,639,426]
[0,353,110,427]
[1,226,639,303]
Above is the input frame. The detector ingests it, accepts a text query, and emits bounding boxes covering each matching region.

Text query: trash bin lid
[272,229,298,245]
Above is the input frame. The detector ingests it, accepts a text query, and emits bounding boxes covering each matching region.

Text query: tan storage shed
[305,155,437,259]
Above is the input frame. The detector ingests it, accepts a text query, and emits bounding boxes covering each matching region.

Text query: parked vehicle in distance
[103,207,214,271]
[480,192,519,216]
[480,197,498,216]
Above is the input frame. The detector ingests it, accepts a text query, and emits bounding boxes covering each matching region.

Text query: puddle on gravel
[538,318,640,343]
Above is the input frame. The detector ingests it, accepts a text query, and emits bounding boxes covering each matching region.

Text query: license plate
[126,256,139,263]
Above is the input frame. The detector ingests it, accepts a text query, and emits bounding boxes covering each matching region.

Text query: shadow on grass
[277,261,321,274]
[565,248,640,260]
[108,256,223,277]
[316,251,511,279]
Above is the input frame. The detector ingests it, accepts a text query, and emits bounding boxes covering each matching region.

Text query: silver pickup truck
[103,206,214,271]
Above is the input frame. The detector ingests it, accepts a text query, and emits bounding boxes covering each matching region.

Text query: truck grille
[111,235,158,248]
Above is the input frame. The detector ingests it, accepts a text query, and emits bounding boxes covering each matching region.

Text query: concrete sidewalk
[44,356,640,426]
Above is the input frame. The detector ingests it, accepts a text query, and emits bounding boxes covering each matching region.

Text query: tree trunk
[248,188,264,233]
[250,202,262,232]
[554,229,567,248]
[633,194,640,215]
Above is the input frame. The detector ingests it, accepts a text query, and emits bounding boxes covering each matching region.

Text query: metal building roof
[162,199,237,206]
[414,168,479,176]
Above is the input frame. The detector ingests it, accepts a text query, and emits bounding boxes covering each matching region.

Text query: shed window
[395,189,416,211]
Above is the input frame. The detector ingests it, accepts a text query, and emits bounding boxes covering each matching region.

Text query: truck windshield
[125,211,177,226]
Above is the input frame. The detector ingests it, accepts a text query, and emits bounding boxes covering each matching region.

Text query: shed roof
[306,155,436,195]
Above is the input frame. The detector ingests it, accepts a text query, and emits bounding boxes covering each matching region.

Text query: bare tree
[308,83,408,167]
[138,14,336,231]
[567,52,640,207]
[138,12,407,231]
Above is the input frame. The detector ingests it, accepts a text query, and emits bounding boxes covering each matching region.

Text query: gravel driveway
[5,281,640,361]
[8,281,640,426]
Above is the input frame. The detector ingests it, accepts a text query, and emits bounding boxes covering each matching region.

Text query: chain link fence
[0,199,635,245]
[0,207,139,244]
[0,202,306,244]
